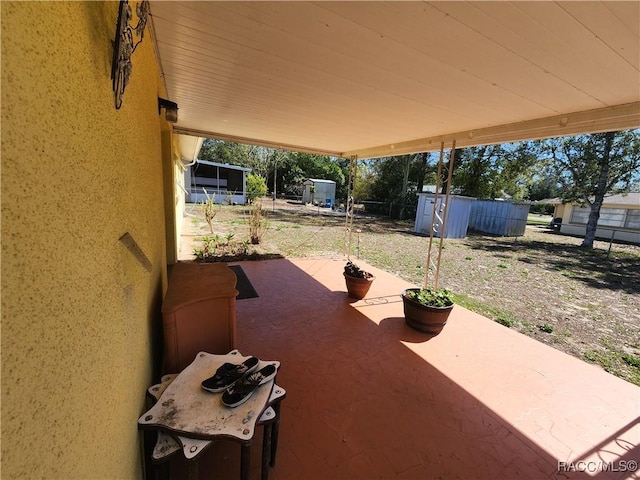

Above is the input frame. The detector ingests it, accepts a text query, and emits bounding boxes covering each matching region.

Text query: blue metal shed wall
[469,200,531,236]
[415,194,476,238]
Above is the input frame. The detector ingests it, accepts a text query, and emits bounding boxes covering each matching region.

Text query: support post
[345,155,358,258]
[424,141,456,289]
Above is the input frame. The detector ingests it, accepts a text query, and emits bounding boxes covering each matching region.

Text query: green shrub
[246,174,267,203]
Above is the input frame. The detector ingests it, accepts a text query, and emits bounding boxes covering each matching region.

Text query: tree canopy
[196,131,640,236]
[546,130,640,248]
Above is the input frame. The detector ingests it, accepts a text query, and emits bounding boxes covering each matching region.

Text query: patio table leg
[261,423,272,480]
[187,460,198,480]
[241,444,250,480]
[270,402,281,467]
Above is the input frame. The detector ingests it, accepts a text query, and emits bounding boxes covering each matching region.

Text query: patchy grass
[539,323,554,333]
[527,214,553,226]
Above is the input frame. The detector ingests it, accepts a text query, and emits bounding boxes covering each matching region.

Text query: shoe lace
[227,380,256,397]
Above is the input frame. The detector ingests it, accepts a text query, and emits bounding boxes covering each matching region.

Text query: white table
[139,351,285,480]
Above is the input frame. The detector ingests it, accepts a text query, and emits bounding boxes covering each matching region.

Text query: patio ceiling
[150,1,640,159]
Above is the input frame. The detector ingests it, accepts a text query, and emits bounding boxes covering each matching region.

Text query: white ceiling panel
[150,1,640,158]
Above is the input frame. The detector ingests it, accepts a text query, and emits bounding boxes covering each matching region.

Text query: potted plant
[401,287,455,334]
[343,261,374,299]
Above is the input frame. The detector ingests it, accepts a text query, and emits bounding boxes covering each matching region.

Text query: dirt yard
[183,200,640,386]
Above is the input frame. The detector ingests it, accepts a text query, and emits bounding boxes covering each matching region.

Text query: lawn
[185,200,640,386]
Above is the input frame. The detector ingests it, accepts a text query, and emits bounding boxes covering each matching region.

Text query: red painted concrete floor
[163,257,639,480]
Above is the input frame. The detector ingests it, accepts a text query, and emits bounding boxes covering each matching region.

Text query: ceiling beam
[344,102,640,159]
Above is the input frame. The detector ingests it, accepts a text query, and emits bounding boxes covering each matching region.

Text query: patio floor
[164,257,639,480]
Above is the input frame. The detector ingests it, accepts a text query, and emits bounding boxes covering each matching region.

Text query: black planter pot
[401,288,454,334]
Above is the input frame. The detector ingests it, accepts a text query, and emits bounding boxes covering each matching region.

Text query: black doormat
[229,265,259,300]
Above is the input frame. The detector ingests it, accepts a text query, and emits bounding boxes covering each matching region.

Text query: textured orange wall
[2,2,169,477]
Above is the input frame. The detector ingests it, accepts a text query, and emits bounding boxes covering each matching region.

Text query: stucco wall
[2,2,170,478]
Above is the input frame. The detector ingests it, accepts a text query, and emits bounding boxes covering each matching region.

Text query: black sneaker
[221,364,278,407]
[201,357,259,393]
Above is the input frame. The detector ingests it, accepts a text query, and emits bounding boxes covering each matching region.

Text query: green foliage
[198,139,348,201]
[546,130,640,248]
[584,350,640,386]
[527,162,561,201]
[529,202,555,215]
[539,323,554,333]
[193,234,249,261]
[453,142,540,200]
[246,173,267,203]
[353,161,376,200]
[279,152,347,199]
[495,316,514,327]
[405,287,454,307]
[365,154,436,218]
[547,130,640,204]
[622,353,640,369]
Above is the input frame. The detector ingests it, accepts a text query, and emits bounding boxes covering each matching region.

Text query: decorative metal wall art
[111,0,150,109]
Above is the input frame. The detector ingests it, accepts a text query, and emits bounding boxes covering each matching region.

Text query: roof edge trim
[172,127,344,158]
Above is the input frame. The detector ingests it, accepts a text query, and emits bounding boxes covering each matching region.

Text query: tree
[199,139,348,201]
[199,139,252,165]
[452,142,540,199]
[275,152,347,199]
[367,154,436,218]
[547,130,640,249]
[527,161,561,201]
[353,160,376,200]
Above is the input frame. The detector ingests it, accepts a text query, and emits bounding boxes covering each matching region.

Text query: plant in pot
[402,286,455,335]
[343,261,374,299]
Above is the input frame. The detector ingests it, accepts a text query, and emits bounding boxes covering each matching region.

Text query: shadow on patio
[164,258,638,480]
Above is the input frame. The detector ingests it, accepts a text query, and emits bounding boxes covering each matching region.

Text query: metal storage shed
[415,194,476,239]
[302,179,336,207]
[469,200,531,237]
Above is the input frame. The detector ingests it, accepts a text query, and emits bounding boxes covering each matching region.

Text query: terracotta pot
[344,273,374,299]
[402,288,454,334]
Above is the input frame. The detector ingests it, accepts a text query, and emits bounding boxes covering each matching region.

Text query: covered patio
[153,3,640,475]
[3,3,639,479]
[162,255,638,480]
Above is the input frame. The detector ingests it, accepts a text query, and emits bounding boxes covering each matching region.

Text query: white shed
[302,179,336,207]
[415,194,476,238]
